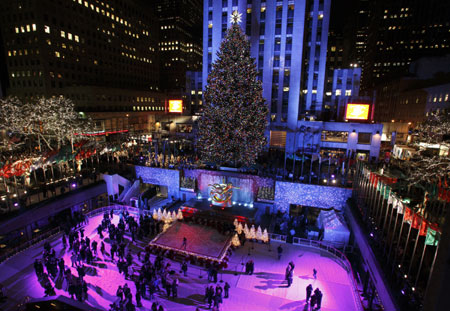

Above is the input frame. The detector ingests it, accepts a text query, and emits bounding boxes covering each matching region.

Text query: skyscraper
[362,0,450,90]
[155,0,203,93]
[203,0,331,140]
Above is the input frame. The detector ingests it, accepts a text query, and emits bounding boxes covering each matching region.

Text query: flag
[412,214,428,235]
[425,227,440,246]
[397,201,404,214]
[404,206,413,223]
[383,185,391,199]
[388,192,395,206]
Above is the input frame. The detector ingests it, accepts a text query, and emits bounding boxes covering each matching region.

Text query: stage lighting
[323,179,327,183]
[331,174,335,178]
[369,232,373,237]
[72,183,77,188]
[14,202,19,207]
[249,203,254,208]
[238,203,242,206]
[332,179,336,184]
[244,203,248,207]
[207,198,212,201]
[232,201,236,205]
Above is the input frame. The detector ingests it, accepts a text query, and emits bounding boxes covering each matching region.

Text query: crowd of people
[28,207,335,311]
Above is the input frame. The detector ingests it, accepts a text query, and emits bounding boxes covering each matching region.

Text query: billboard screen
[168,100,183,113]
[345,103,370,120]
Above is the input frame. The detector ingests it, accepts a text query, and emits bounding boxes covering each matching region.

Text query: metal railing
[269,233,363,311]
[0,226,61,264]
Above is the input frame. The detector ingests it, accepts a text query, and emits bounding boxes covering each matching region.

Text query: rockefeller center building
[202,0,331,129]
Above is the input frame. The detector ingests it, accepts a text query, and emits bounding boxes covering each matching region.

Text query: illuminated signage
[345,103,370,120]
[168,100,183,113]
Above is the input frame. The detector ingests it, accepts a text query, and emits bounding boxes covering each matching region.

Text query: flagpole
[414,241,427,288]
[393,212,405,271]
[400,218,413,268]
[425,241,440,294]
[384,193,395,253]
[381,189,392,232]
[388,208,400,263]
[407,216,423,276]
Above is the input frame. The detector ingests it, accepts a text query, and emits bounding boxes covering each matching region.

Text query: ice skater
[181,237,187,250]
[277,245,283,260]
[313,268,317,279]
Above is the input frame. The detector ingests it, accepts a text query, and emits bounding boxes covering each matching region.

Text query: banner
[425,227,440,246]
[397,200,404,214]
[383,185,391,199]
[404,206,413,223]
[412,214,428,235]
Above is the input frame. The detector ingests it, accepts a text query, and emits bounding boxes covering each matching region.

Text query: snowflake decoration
[230,10,242,24]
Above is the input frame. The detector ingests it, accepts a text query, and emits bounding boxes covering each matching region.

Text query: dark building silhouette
[155,0,202,93]
[362,0,450,91]
[0,0,166,133]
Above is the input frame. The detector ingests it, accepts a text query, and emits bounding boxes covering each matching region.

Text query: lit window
[44,25,50,33]
[283,87,289,92]
[61,31,65,38]
[68,33,72,40]
[21,26,25,33]
[26,25,31,32]
[55,51,60,57]
[74,35,79,42]
[445,94,449,101]
[15,27,19,33]
[32,24,36,31]
[84,1,88,8]
[191,90,195,95]
[345,90,352,96]
[335,90,341,96]
[7,51,11,56]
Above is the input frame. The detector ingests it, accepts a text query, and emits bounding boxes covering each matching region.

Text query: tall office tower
[362,0,450,90]
[324,0,355,118]
[203,0,331,140]
[352,0,370,88]
[155,0,203,93]
[0,0,164,133]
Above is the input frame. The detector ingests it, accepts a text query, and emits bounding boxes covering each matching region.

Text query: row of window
[133,106,164,111]
[14,24,36,33]
[429,93,450,103]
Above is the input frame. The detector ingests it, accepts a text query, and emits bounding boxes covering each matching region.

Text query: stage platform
[149,221,232,262]
[181,198,258,223]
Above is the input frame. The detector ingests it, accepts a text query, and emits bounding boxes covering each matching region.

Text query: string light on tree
[198,22,268,167]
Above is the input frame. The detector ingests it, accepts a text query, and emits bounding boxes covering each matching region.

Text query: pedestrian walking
[306,284,313,303]
[277,245,283,260]
[224,282,230,298]
[181,261,188,276]
[316,289,323,310]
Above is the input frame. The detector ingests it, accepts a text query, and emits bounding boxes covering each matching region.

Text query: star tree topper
[230,10,242,24]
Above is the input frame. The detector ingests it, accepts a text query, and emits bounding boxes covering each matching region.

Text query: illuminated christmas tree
[198,13,268,167]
